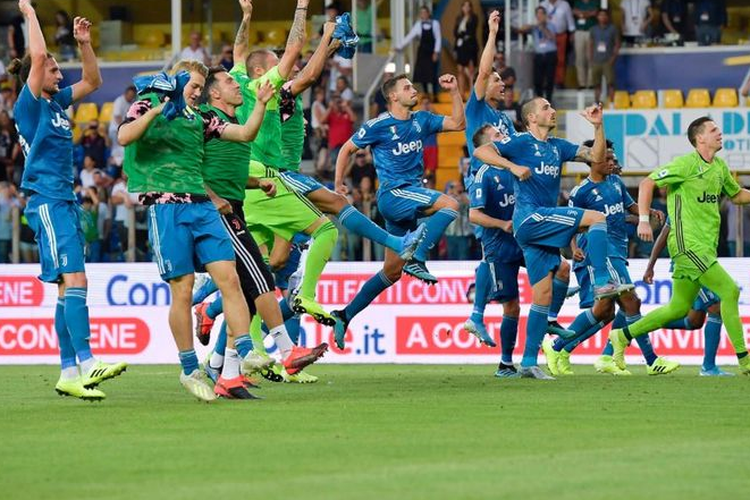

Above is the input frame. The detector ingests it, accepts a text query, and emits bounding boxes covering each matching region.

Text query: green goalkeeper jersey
[650,151,741,273]
[230,63,286,170]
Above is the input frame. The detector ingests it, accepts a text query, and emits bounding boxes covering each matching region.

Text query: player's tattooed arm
[233,0,253,66]
[279,0,309,79]
[643,223,670,284]
[473,143,531,181]
[291,21,336,96]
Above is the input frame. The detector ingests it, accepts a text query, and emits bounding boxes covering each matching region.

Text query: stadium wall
[2,260,750,366]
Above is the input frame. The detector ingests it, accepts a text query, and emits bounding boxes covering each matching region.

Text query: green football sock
[249,315,267,355]
[299,220,337,299]
[699,262,747,356]
[627,277,700,338]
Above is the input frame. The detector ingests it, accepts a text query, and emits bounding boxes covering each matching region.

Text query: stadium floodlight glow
[385,62,396,73]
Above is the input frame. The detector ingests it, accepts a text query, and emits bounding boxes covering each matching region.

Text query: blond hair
[172,59,209,78]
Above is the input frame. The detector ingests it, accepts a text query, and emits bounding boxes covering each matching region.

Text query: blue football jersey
[352,111,444,192]
[15,85,75,201]
[471,164,524,263]
[569,174,635,265]
[494,132,579,226]
[465,90,516,162]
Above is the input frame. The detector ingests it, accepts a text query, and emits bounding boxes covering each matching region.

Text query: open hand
[18,0,35,17]
[259,179,277,197]
[637,221,653,242]
[255,80,275,104]
[239,0,253,16]
[73,17,93,44]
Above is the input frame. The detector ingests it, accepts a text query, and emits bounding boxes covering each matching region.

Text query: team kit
[11,0,750,402]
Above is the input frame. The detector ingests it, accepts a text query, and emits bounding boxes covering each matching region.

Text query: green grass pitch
[2,364,748,499]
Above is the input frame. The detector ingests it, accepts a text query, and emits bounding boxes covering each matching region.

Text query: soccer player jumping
[10,0,126,401]
[609,117,750,375]
[475,99,633,379]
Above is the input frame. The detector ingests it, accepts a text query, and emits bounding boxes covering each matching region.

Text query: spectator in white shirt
[396,6,442,97]
[620,0,654,46]
[541,0,575,87]
[108,85,136,168]
[179,32,212,66]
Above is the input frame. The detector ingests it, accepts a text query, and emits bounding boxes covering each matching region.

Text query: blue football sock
[522,304,549,368]
[414,208,458,262]
[563,320,606,353]
[55,298,77,370]
[663,317,694,329]
[286,316,301,345]
[64,287,93,363]
[612,309,627,329]
[587,222,611,287]
[548,277,568,320]
[279,297,295,322]
[470,262,492,324]
[703,313,722,370]
[214,321,228,356]
[191,278,218,305]
[500,315,519,364]
[178,349,199,375]
[207,296,224,319]
[627,314,657,365]
[344,270,394,321]
[234,334,254,358]
[338,204,400,252]
[554,309,597,351]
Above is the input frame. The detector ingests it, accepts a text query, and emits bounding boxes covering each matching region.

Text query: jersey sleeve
[351,119,380,149]
[470,169,489,209]
[557,139,580,163]
[259,65,285,91]
[494,133,526,158]
[649,156,691,187]
[229,63,247,80]
[720,160,742,198]
[200,109,229,142]
[420,111,445,136]
[568,184,587,209]
[53,86,74,109]
[619,177,636,207]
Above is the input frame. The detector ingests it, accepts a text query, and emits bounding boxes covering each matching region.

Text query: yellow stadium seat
[437,92,453,104]
[437,131,465,147]
[685,88,711,108]
[143,30,166,48]
[631,90,657,109]
[72,124,82,143]
[713,88,738,107]
[74,102,99,123]
[613,91,631,109]
[663,89,684,108]
[99,102,114,124]
[263,29,286,46]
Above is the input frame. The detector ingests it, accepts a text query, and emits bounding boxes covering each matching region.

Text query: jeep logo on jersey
[534,162,560,176]
[697,192,719,203]
[498,193,515,208]
[51,112,71,131]
[392,140,423,156]
[603,203,624,216]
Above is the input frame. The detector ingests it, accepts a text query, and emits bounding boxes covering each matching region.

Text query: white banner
[2,260,750,366]
[565,108,750,174]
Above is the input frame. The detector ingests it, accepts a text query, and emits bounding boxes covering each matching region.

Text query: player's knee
[504,300,521,318]
[383,263,404,283]
[620,294,641,315]
[169,277,194,305]
[63,272,88,289]
[708,303,722,317]
[723,283,740,303]
[329,192,349,213]
[437,195,459,212]
[591,211,606,224]
[556,260,570,281]
[269,253,289,271]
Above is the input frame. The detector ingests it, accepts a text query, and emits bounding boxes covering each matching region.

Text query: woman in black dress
[454,1,479,95]
[397,6,442,98]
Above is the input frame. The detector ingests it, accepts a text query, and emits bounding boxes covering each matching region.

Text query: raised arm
[289,21,336,96]
[438,74,466,131]
[573,104,605,164]
[18,0,46,98]
[233,0,254,66]
[117,101,166,146]
[278,0,310,80]
[219,81,273,142]
[71,17,103,102]
[473,143,531,181]
[334,139,360,194]
[475,10,500,100]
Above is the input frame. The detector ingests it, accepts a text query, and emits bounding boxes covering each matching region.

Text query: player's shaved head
[520,98,543,127]
[246,49,276,72]
[687,116,713,147]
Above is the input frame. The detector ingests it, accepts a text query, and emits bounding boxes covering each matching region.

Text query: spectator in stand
[660,0,691,42]
[54,10,76,61]
[454,1,479,96]
[724,200,750,257]
[444,180,472,260]
[356,0,384,53]
[110,175,136,260]
[7,12,26,59]
[349,150,376,192]
[0,181,19,263]
[19,204,38,264]
[494,52,517,88]
[78,119,107,168]
[0,59,6,83]
[620,0,653,46]
[694,0,727,46]
[573,0,598,89]
[520,7,557,102]
[335,75,355,103]
[324,92,356,179]
[217,44,234,71]
[79,192,100,262]
[369,69,394,118]
[311,87,329,173]
[590,9,620,105]
[0,110,18,183]
[1,83,17,118]
[79,155,98,189]
[540,0,575,88]
[108,85,136,175]
[179,31,212,66]
[420,96,439,183]
[458,145,471,181]
[498,88,522,128]
[397,6,442,98]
